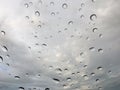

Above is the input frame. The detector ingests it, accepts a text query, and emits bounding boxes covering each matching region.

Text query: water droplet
[14,76,20,79]
[96,79,100,82]
[108,70,112,74]
[68,21,73,25]
[53,78,60,83]
[0,56,3,63]
[51,12,55,16]
[90,14,97,21]
[50,2,54,6]
[79,8,82,11]
[99,34,103,38]
[97,66,103,70]
[42,43,47,46]
[91,72,95,76]
[37,25,42,28]
[62,3,68,9]
[81,3,85,7]
[29,2,33,6]
[80,15,84,19]
[80,52,84,56]
[98,87,102,90]
[24,3,29,8]
[89,47,95,51]
[92,0,96,3]
[92,28,98,32]
[98,48,103,53]
[83,75,89,80]
[2,46,8,52]
[19,87,25,90]
[64,28,68,31]
[35,11,40,17]
[66,77,71,81]
[83,65,87,68]
[45,88,50,90]
[1,31,5,35]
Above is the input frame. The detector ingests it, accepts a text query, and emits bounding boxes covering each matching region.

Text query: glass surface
[0,0,120,90]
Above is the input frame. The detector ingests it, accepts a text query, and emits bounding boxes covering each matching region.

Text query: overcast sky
[0,0,120,90]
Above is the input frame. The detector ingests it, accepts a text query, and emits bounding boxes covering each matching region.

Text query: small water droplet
[35,11,40,17]
[24,3,29,8]
[97,66,103,70]
[66,77,71,81]
[83,65,87,68]
[99,34,103,38]
[91,72,95,76]
[29,2,33,6]
[90,14,97,21]
[89,47,95,51]
[98,48,103,53]
[96,79,100,82]
[68,21,73,25]
[108,70,112,74]
[50,2,54,6]
[80,15,84,19]
[79,8,82,11]
[45,88,50,90]
[25,16,29,20]
[80,52,84,56]
[81,3,85,7]
[51,12,55,16]
[42,43,47,46]
[0,56,3,63]
[1,31,5,35]
[37,25,42,28]
[19,87,25,90]
[92,28,98,32]
[2,46,8,52]
[98,87,102,90]
[62,3,68,9]
[83,75,89,80]
[53,78,60,83]
[14,76,20,79]
[92,0,96,3]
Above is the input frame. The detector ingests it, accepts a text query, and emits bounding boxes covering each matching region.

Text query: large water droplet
[90,14,97,21]
[62,3,68,9]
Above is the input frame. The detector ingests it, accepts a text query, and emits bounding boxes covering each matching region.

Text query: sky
[0,0,120,90]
